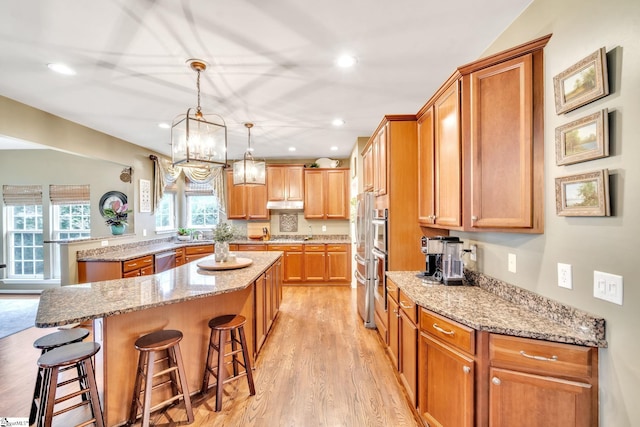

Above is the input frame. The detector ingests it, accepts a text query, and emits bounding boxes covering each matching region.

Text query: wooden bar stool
[201,314,255,411]
[36,341,104,427]
[30,328,91,425]
[128,330,194,427]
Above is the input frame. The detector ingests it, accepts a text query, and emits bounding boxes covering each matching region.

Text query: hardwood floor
[0,286,420,426]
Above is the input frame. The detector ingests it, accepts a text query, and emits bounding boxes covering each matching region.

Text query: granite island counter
[37,251,283,426]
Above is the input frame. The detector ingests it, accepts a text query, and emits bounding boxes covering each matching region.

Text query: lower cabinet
[326,244,350,282]
[78,254,154,282]
[184,244,214,263]
[175,247,185,266]
[303,244,326,281]
[267,244,303,283]
[254,261,283,356]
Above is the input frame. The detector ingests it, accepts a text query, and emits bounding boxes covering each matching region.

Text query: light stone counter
[387,270,606,348]
[36,251,281,327]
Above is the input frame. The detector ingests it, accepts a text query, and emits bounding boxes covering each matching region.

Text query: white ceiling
[0,0,531,161]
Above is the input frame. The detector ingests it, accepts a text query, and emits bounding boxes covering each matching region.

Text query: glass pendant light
[233,123,266,185]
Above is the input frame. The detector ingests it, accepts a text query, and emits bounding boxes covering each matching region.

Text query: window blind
[49,184,90,205]
[2,185,43,206]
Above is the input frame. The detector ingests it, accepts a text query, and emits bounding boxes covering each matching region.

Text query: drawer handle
[492,377,501,386]
[399,301,414,310]
[463,366,471,374]
[385,286,394,292]
[129,263,137,267]
[519,350,558,362]
[432,323,455,336]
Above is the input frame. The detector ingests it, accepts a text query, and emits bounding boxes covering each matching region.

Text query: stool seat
[35,341,104,427]
[202,314,255,411]
[128,329,194,427]
[135,329,183,351]
[34,328,90,351]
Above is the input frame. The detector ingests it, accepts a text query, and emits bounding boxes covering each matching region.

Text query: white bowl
[177,235,191,241]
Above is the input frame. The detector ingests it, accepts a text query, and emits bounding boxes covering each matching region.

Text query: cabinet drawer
[122,256,153,273]
[185,244,214,255]
[386,278,399,303]
[305,244,325,252]
[489,334,595,379]
[237,244,265,251]
[398,290,418,325]
[326,244,348,252]
[421,309,475,355]
[175,248,184,257]
[267,244,303,252]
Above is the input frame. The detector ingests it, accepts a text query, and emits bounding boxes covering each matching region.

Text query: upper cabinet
[226,169,270,220]
[362,123,388,197]
[460,38,547,233]
[267,165,304,203]
[417,34,550,234]
[417,77,463,229]
[304,168,349,219]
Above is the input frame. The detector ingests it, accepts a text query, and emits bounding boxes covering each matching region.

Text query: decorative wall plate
[99,191,128,217]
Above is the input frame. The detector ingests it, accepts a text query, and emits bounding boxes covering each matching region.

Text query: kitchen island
[36,251,282,426]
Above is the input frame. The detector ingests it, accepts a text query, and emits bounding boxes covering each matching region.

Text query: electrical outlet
[593,271,623,305]
[508,253,517,273]
[470,244,477,262]
[143,229,147,237]
[557,263,572,289]
[322,225,327,232]
[101,240,109,247]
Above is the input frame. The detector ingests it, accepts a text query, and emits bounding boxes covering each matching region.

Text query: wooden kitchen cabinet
[387,288,400,369]
[304,169,349,220]
[371,124,388,196]
[417,77,463,229]
[184,244,214,263]
[226,169,269,220]
[267,165,304,202]
[267,244,303,283]
[175,247,185,266]
[488,334,598,427]
[326,244,350,282]
[78,254,154,282]
[303,244,326,281]
[460,37,547,233]
[255,262,283,356]
[419,308,475,427]
[362,143,374,192]
[236,243,266,251]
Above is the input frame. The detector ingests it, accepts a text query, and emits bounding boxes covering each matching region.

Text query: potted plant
[177,227,192,241]
[212,223,237,262]
[103,201,132,235]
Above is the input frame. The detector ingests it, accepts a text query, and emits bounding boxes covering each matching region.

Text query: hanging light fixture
[233,123,266,185]
[171,59,227,168]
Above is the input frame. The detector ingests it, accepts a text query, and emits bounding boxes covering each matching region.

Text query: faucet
[192,230,203,241]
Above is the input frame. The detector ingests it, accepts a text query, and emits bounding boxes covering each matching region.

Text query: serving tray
[197,257,253,271]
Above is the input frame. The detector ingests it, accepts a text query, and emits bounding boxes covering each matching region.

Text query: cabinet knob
[471,216,478,221]
[463,366,471,374]
[492,377,501,386]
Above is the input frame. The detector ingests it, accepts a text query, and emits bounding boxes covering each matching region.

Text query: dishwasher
[154,250,176,273]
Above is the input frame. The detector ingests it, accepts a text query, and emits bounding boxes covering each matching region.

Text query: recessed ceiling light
[332,118,345,126]
[158,123,170,129]
[330,146,338,151]
[335,54,357,68]
[47,63,76,76]
[288,147,296,152]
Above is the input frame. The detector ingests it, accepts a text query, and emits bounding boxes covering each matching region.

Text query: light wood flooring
[0,286,420,426]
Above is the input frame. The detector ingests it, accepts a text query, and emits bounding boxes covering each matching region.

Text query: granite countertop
[37,251,281,328]
[387,271,607,348]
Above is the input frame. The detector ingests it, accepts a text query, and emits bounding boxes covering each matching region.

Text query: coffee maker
[420,236,466,285]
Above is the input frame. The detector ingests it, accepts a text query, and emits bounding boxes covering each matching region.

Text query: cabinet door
[326,246,349,282]
[419,333,474,427]
[387,295,400,370]
[304,170,325,219]
[468,54,534,229]
[418,107,436,225]
[286,166,304,201]
[284,250,303,283]
[267,167,286,201]
[325,169,348,219]
[362,143,374,192]
[304,251,326,281]
[265,266,275,332]
[255,273,267,353]
[399,310,418,407]
[434,80,462,227]
[247,184,269,219]
[226,170,246,219]
[376,124,388,196]
[489,367,593,427]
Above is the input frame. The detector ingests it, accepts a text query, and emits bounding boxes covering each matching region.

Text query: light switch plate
[508,253,517,273]
[557,263,572,289]
[593,270,623,305]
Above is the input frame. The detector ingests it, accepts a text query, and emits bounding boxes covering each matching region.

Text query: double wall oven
[371,208,388,311]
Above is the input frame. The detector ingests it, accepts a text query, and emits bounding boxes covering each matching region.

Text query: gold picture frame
[555,109,609,165]
[555,170,610,217]
[553,48,609,114]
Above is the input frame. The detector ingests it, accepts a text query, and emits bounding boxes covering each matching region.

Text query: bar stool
[201,314,255,411]
[30,328,91,425]
[128,330,194,427]
[36,341,104,427]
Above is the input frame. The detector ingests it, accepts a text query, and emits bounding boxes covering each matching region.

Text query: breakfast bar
[35,251,282,426]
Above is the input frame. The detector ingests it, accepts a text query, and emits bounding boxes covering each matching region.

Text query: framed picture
[555,170,610,217]
[139,179,151,213]
[555,109,609,165]
[553,47,609,114]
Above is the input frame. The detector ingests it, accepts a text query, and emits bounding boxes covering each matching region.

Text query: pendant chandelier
[171,59,227,168]
[233,123,266,185]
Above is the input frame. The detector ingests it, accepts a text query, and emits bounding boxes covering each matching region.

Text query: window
[187,195,220,229]
[7,205,44,278]
[53,204,91,240]
[155,192,176,231]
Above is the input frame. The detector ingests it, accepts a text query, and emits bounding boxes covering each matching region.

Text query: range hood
[266,200,304,210]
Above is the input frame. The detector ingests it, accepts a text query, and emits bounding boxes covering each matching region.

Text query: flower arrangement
[103,201,132,226]
[212,222,237,242]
